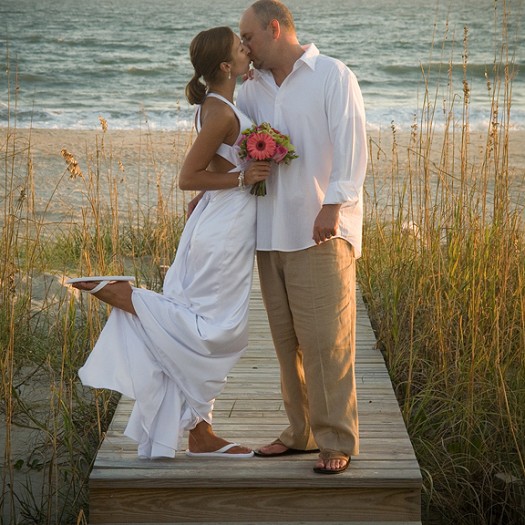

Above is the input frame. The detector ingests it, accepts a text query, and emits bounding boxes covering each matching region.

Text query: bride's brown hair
[185,27,235,105]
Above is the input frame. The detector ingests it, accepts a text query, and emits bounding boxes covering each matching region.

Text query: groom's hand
[313,204,341,244]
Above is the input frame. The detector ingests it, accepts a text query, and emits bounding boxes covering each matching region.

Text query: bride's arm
[179,103,240,190]
[179,102,270,191]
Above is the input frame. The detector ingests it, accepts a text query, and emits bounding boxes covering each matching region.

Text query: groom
[237,0,367,474]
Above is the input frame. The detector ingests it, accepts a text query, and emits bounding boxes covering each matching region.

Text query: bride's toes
[227,444,252,455]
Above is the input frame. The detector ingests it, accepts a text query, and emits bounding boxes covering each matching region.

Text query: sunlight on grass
[1,82,192,521]
[359,4,525,524]
[1,1,524,523]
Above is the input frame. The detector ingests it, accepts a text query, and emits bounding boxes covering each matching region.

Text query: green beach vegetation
[1,97,191,521]
[359,8,525,525]
[1,5,524,525]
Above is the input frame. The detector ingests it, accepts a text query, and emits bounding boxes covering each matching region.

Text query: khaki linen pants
[256,239,359,456]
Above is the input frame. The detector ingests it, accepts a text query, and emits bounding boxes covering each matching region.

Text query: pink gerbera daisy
[246,133,277,160]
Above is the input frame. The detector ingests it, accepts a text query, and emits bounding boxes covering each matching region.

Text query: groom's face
[240,8,273,70]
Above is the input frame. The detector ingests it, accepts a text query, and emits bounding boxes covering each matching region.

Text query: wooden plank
[88,273,422,524]
[93,520,421,525]
[89,486,421,523]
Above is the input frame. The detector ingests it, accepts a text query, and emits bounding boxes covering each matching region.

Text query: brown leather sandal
[313,449,351,474]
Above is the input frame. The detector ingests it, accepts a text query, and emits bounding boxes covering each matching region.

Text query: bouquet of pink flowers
[237,122,298,196]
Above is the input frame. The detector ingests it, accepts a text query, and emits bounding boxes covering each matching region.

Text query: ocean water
[1,0,524,132]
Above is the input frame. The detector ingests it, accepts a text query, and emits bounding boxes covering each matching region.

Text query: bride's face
[230,34,251,78]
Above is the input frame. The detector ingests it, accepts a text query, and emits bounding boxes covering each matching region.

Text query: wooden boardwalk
[87,273,422,525]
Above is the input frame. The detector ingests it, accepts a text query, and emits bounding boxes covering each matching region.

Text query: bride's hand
[241,68,255,82]
[244,161,271,186]
[187,191,205,218]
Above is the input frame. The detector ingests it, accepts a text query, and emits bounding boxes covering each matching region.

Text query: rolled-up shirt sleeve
[323,66,367,207]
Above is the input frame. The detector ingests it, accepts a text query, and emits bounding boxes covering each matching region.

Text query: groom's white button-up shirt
[237,44,367,258]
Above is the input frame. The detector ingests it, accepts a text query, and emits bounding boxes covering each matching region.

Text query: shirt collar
[252,43,319,82]
[298,43,319,71]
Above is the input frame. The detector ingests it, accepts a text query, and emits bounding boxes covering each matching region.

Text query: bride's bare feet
[71,280,136,315]
[188,421,252,455]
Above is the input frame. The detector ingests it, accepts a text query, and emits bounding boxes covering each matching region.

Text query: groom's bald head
[249,0,295,32]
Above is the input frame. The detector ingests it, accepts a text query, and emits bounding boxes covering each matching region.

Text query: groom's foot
[254,439,319,457]
[313,450,350,474]
[254,441,289,456]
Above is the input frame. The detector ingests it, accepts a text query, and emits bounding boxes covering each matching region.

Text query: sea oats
[99,116,108,133]
[61,148,83,179]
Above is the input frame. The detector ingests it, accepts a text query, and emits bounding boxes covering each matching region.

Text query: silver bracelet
[237,170,245,189]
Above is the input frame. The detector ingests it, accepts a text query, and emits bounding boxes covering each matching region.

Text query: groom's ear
[269,19,281,39]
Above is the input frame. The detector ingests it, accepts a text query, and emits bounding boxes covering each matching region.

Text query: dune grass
[358,8,525,524]
[1,100,192,522]
[1,2,524,523]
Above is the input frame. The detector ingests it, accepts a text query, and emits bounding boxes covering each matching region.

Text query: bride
[70,26,271,459]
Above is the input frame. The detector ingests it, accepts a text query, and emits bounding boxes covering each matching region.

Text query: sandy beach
[1,128,196,229]
[6,126,525,171]
[2,126,525,229]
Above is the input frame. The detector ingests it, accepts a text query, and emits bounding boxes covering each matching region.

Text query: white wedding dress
[79,94,255,458]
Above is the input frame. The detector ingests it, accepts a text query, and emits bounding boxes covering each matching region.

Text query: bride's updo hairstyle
[185,27,235,106]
